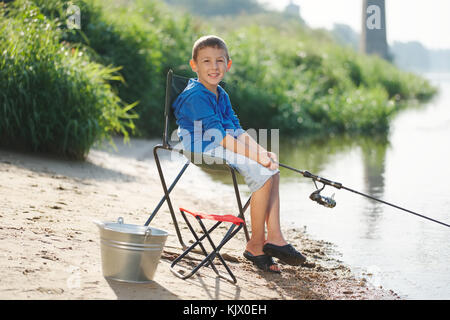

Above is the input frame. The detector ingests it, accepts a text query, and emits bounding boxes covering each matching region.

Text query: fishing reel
[309,181,336,208]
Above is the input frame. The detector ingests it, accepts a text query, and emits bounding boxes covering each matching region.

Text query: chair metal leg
[149,145,252,248]
[228,166,251,242]
[197,218,242,283]
[170,213,222,280]
[152,144,188,248]
[170,211,243,284]
[177,211,222,275]
[145,149,190,227]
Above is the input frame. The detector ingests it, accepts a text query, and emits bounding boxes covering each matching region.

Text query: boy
[172,35,306,273]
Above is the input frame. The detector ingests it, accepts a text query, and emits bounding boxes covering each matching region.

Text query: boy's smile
[190,46,232,96]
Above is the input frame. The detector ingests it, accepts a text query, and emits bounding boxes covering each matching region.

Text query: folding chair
[145,69,251,250]
[170,208,245,283]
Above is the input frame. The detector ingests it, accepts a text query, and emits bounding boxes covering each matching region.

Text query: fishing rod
[275,161,450,229]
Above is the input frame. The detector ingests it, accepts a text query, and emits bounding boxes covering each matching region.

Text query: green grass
[0,0,438,160]
[0,0,137,159]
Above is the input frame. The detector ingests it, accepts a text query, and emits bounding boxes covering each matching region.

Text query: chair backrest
[163,69,225,148]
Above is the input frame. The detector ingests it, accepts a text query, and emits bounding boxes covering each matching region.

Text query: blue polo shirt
[172,78,245,152]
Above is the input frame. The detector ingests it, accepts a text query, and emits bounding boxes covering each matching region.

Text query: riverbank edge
[0,137,400,300]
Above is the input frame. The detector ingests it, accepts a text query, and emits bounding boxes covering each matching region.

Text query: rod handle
[303,171,343,189]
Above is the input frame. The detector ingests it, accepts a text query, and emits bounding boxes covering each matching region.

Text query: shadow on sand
[106,278,180,300]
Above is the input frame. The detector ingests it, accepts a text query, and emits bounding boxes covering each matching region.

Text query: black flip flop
[263,243,306,266]
[243,251,281,273]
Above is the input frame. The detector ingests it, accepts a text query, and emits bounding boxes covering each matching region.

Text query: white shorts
[203,146,279,193]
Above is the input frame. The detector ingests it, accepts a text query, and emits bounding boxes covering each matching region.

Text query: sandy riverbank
[0,137,399,300]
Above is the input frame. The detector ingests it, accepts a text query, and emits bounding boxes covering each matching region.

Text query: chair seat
[180,208,245,225]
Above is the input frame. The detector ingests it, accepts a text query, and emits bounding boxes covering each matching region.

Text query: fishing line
[275,161,450,228]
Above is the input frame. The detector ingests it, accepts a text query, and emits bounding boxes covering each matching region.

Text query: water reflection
[359,135,389,239]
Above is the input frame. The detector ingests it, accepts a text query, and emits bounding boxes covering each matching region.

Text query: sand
[0,137,399,300]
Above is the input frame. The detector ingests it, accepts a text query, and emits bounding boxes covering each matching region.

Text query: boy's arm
[236,132,266,154]
[220,134,278,170]
[236,132,279,169]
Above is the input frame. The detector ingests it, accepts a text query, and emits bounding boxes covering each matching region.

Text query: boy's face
[190,46,232,92]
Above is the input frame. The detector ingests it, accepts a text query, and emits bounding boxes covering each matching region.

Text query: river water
[204,72,450,299]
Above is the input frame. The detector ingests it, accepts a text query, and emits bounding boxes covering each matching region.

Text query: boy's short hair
[192,35,230,62]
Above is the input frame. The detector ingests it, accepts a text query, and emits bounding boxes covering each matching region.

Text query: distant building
[284,0,300,18]
[361,0,389,60]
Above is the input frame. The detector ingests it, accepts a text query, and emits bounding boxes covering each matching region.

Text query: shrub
[0,1,137,159]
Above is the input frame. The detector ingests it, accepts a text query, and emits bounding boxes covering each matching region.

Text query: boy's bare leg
[265,173,288,246]
[245,176,280,272]
[246,177,272,256]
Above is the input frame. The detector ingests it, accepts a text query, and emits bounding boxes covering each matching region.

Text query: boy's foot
[243,250,281,273]
[263,243,306,266]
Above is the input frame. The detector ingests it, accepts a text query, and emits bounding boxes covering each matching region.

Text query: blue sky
[257,0,450,50]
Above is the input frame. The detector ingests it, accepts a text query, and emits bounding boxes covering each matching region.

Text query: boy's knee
[266,171,279,184]
[270,172,280,184]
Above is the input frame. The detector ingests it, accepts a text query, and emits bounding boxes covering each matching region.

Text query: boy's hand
[267,151,278,163]
[266,152,279,170]
[257,152,271,167]
[258,152,279,170]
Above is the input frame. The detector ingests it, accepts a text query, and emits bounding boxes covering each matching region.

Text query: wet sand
[0,137,399,300]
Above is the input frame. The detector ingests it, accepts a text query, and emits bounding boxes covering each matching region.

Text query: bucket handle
[144,227,152,242]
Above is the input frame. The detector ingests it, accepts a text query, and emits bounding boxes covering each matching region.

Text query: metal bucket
[94,217,168,283]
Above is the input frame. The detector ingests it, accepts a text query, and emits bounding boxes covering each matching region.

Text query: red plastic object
[179,208,245,226]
